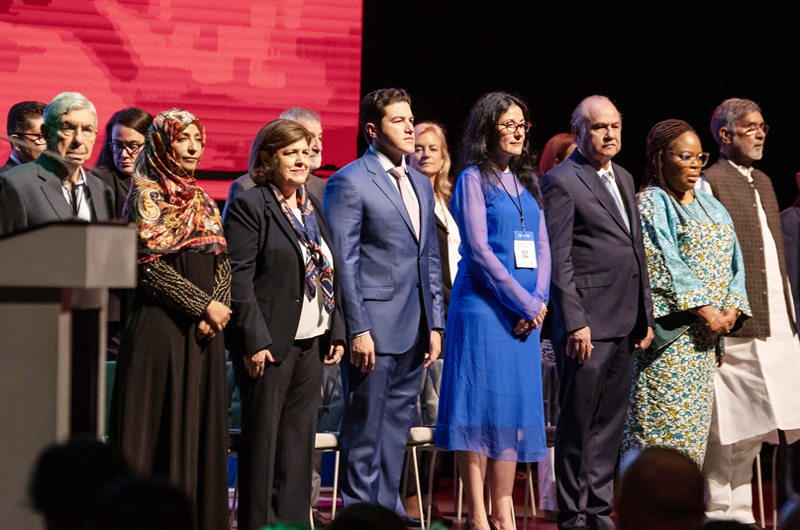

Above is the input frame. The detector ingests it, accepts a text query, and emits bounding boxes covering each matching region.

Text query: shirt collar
[369,144,407,174]
[61,166,87,187]
[725,157,754,178]
[577,147,614,178]
[9,153,22,166]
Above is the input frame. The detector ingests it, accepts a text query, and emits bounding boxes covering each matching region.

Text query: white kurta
[699,163,800,445]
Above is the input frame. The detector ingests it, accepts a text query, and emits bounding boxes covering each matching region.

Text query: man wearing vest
[697,97,800,524]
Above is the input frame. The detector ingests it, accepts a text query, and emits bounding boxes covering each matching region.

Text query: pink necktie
[389,166,420,238]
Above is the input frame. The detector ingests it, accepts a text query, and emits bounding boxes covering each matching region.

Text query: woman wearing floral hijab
[110,109,231,530]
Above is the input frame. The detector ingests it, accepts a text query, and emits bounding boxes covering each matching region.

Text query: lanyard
[496,171,525,232]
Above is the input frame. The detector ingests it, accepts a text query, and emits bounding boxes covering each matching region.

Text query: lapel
[571,150,631,237]
[613,162,637,234]
[261,185,304,266]
[310,192,336,263]
[364,149,420,245]
[85,174,108,222]
[36,157,72,221]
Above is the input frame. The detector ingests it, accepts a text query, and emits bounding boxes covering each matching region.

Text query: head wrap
[123,108,226,263]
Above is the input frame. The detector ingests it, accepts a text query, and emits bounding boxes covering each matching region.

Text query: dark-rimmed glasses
[110,141,144,156]
[666,150,710,167]
[497,121,531,134]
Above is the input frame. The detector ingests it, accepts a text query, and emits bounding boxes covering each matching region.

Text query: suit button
[763,292,767,297]
[753,204,758,208]
[750,184,756,189]
[293,299,300,303]
[416,281,421,288]
[762,270,766,275]
[633,274,639,279]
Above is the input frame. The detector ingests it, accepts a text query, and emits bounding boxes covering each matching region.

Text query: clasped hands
[195,300,231,341]
[693,305,739,337]
[244,340,346,379]
[512,302,547,337]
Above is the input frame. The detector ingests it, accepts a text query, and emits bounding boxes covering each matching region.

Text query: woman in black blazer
[223,119,345,529]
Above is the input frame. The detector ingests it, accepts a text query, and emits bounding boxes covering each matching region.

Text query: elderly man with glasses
[2,100,46,175]
[696,97,800,524]
[0,92,115,236]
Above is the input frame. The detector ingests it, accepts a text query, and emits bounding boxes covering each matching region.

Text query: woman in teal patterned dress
[621,120,750,466]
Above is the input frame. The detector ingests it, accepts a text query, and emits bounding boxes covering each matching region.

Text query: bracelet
[705,310,720,328]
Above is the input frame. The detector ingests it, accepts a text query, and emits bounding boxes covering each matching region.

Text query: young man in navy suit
[542,95,654,530]
[323,88,445,518]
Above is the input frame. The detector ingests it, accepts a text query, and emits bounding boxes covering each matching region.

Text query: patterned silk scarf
[123,109,227,264]
[270,183,334,314]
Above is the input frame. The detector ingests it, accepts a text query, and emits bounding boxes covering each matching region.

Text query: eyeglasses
[12,132,47,145]
[497,121,531,133]
[666,150,710,167]
[738,123,769,136]
[59,122,96,139]
[110,141,144,156]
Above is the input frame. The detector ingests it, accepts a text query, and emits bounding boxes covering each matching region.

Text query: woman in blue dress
[435,92,550,530]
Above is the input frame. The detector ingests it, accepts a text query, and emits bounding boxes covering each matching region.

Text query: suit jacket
[0,155,115,237]
[222,172,326,222]
[781,198,800,323]
[542,149,654,341]
[703,161,795,338]
[0,156,18,176]
[224,184,346,364]
[92,165,131,219]
[323,148,445,354]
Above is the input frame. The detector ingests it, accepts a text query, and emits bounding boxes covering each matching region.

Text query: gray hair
[710,98,761,147]
[570,95,616,134]
[43,92,97,130]
[278,107,320,125]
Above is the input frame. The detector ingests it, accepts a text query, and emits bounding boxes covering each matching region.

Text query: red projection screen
[0,0,362,177]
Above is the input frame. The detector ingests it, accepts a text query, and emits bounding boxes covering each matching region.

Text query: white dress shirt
[290,206,334,340]
[60,167,92,222]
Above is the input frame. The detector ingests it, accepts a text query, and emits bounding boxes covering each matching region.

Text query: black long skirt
[109,251,228,530]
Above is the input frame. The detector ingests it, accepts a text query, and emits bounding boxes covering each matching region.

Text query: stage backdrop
[0,0,362,173]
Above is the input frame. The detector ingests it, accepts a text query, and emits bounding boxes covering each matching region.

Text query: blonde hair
[413,121,452,204]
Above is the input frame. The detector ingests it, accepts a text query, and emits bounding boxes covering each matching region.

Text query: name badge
[514,231,536,269]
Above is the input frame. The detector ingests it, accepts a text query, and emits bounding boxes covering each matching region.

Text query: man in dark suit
[542,95,654,530]
[0,92,114,236]
[1,100,46,175]
[222,107,326,220]
[323,88,445,517]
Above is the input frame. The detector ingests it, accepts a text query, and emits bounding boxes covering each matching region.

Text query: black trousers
[553,336,635,530]
[237,336,324,530]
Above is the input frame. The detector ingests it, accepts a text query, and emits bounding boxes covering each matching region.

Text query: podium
[0,223,137,529]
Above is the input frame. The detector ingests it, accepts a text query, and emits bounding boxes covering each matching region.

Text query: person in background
[2,100,46,174]
[94,107,154,218]
[435,91,550,530]
[697,97,800,524]
[780,169,800,510]
[223,107,326,220]
[542,95,654,530]
[405,120,459,524]
[224,119,345,528]
[622,119,749,466]
[616,447,706,530]
[110,108,230,530]
[90,478,194,530]
[92,107,154,360]
[29,438,132,530]
[534,131,577,523]
[323,88,444,519]
[0,92,115,236]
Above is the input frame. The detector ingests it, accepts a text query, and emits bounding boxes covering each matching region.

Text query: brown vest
[704,160,796,338]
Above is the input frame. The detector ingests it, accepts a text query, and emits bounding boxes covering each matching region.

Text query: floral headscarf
[123,108,227,264]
